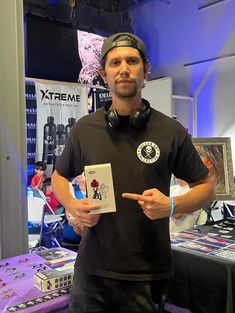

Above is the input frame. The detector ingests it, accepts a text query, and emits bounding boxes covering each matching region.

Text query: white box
[85,163,116,214]
[34,267,74,292]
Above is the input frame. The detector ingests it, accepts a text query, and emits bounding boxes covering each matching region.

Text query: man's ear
[144,63,150,80]
[99,67,108,88]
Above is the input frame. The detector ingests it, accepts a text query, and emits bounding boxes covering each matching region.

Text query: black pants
[69,268,167,313]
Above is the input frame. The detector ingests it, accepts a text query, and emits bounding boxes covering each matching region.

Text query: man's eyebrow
[109,55,139,60]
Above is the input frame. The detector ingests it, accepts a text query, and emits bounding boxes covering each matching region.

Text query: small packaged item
[85,163,116,214]
[34,268,74,292]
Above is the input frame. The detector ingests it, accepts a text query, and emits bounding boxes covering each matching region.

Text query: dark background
[25,15,82,82]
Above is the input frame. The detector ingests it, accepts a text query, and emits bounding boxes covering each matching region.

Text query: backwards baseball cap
[101,32,148,63]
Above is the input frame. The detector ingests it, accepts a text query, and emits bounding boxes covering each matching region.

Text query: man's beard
[114,81,138,98]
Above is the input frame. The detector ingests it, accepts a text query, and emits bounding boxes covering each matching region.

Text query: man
[52,32,215,313]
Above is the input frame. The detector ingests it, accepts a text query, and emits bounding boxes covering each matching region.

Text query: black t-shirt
[56,103,208,281]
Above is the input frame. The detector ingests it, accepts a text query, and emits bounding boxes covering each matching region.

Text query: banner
[35,82,87,176]
[87,87,112,113]
[26,81,37,183]
[77,30,105,85]
[94,88,112,110]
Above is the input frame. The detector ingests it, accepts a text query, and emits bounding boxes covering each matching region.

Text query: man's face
[100,47,149,99]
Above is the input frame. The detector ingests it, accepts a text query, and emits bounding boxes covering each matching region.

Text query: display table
[0,248,76,313]
[169,219,235,313]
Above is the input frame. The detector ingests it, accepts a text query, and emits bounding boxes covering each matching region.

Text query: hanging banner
[94,88,112,110]
[77,30,105,85]
[26,80,37,184]
[35,82,87,176]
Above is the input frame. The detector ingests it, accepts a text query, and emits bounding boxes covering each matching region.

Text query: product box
[84,163,116,214]
[34,248,76,292]
[34,267,74,292]
[36,248,74,264]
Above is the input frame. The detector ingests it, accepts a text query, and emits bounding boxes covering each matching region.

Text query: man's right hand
[66,197,101,228]
[51,169,101,228]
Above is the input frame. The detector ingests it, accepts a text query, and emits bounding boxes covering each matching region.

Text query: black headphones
[104,99,151,129]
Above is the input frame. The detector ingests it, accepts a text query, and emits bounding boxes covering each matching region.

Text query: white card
[84,163,116,214]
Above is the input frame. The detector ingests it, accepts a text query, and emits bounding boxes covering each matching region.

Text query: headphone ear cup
[106,109,121,128]
[130,103,150,129]
[129,110,147,129]
[104,100,151,129]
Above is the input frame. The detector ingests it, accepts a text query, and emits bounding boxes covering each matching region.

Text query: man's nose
[120,61,130,75]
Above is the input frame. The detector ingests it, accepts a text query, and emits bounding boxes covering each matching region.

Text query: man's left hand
[122,188,170,220]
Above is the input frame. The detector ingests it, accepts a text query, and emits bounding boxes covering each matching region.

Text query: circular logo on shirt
[137,141,160,164]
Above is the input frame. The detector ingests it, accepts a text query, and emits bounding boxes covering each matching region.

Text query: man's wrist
[169,197,175,217]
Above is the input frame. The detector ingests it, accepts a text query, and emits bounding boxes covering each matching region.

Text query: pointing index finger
[122,193,146,201]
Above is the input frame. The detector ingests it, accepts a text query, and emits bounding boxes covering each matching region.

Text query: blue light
[49,0,59,5]
[197,73,216,137]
